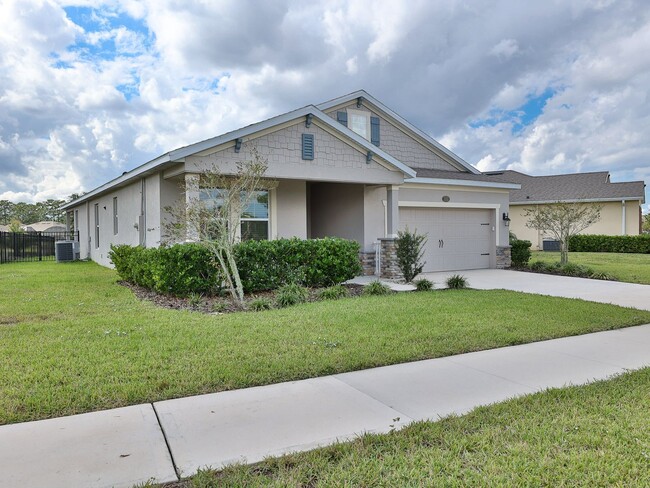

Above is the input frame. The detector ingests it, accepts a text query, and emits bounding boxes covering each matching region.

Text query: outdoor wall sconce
[234,138,243,153]
[356,96,363,108]
[503,212,511,226]
[366,150,373,163]
[305,113,313,128]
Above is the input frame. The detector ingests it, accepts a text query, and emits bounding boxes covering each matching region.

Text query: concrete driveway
[420,269,650,311]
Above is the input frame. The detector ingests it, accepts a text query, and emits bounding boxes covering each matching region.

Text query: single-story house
[61,90,519,276]
[22,221,68,233]
[484,170,646,250]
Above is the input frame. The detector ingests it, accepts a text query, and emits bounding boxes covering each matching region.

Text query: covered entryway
[399,207,494,272]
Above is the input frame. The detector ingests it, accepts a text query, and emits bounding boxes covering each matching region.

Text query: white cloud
[0,0,647,212]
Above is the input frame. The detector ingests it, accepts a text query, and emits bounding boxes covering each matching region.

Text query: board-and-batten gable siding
[326,104,459,172]
[184,121,403,185]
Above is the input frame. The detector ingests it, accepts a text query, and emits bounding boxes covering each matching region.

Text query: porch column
[386,185,399,237]
[185,173,200,242]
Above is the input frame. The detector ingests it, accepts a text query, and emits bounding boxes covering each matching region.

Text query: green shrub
[414,278,433,291]
[109,244,221,296]
[235,238,362,292]
[248,297,274,311]
[110,238,361,296]
[275,283,309,308]
[395,228,427,282]
[510,239,532,267]
[317,285,349,300]
[529,261,548,272]
[561,263,593,277]
[569,234,650,253]
[446,274,469,289]
[590,271,618,281]
[363,280,391,296]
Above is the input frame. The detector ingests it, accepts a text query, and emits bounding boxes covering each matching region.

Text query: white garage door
[399,207,493,272]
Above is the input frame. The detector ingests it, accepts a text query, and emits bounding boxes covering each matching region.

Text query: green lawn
[178,368,650,487]
[531,251,650,284]
[2,261,650,426]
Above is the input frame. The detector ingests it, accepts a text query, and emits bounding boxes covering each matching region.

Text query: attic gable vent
[302,133,314,160]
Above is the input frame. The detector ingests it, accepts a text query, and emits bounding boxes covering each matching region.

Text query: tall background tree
[525,202,602,264]
[0,199,66,226]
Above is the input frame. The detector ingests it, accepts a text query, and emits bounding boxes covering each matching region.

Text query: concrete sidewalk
[2,324,649,488]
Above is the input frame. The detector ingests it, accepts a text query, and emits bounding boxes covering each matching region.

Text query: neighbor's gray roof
[483,170,646,204]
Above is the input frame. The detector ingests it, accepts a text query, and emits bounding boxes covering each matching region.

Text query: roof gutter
[405,177,521,190]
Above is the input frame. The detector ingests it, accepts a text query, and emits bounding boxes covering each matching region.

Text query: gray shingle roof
[483,170,646,203]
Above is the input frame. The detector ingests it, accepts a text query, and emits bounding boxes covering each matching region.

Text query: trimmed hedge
[234,237,362,292]
[109,237,362,296]
[569,234,650,254]
[511,239,532,267]
[109,244,222,296]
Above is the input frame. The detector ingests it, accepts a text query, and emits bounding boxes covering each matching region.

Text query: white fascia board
[317,90,481,175]
[60,153,172,210]
[511,197,643,205]
[406,176,521,190]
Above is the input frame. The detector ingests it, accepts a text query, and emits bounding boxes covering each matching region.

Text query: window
[113,197,118,235]
[241,190,269,240]
[74,210,79,233]
[199,188,269,241]
[94,204,99,248]
[347,109,370,140]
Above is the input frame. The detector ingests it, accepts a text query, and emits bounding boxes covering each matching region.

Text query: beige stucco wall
[510,200,643,250]
[186,120,403,185]
[69,175,163,267]
[275,179,307,239]
[326,103,459,171]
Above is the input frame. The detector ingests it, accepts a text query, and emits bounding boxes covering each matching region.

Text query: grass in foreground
[2,261,650,425]
[173,368,650,487]
[531,251,650,284]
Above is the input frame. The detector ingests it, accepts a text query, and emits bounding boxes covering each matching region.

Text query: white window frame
[94,203,100,249]
[199,188,271,241]
[347,108,370,140]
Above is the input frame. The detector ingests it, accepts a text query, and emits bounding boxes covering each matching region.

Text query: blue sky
[0,0,648,212]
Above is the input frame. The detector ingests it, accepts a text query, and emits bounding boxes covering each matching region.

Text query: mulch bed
[119,281,366,314]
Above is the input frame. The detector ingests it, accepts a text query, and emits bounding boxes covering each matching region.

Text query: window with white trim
[199,188,269,241]
[347,109,370,140]
[94,203,100,248]
[113,197,118,235]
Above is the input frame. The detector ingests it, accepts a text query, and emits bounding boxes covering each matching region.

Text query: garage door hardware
[438,239,444,248]
[481,253,490,256]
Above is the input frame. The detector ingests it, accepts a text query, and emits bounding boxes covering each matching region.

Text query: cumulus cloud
[0,0,647,211]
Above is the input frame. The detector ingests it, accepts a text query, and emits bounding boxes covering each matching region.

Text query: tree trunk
[560,240,569,265]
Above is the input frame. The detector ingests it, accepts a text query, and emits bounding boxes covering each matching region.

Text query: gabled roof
[317,90,481,175]
[484,170,646,204]
[62,103,416,209]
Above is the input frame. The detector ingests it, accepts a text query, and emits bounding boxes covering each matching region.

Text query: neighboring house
[0,224,10,232]
[484,170,646,250]
[61,90,519,276]
[22,221,67,233]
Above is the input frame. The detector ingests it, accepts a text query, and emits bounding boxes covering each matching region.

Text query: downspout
[621,200,626,235]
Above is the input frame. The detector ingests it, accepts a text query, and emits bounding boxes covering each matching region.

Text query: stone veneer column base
[496,245,512,269]
[379,237,402,279]
[359,251,376,276]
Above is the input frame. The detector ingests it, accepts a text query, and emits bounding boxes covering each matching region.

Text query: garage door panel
[399,207,493,272]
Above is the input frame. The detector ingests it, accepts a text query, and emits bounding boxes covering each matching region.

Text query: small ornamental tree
[524,201,602,265]
[395,228,427,282]
[164,147,276,303]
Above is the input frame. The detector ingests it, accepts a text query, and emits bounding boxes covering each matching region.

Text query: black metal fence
[0,231,79,264]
